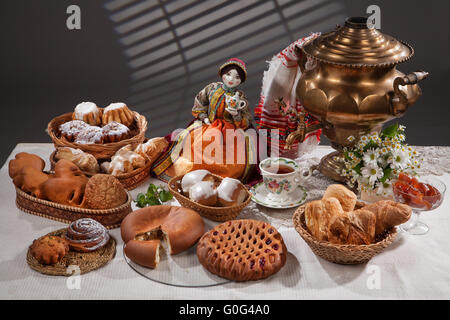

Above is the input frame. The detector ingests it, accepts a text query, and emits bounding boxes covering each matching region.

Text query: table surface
[1,143,449,300]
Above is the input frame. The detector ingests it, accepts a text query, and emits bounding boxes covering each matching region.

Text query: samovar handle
[391,71,429,116]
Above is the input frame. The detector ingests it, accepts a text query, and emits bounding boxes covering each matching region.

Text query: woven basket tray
[15,187,132,229]
[168,174,252,222]
[47,110,147,160]
[27,228,116,276]
[292,201,397,265]
[49,150,151,190]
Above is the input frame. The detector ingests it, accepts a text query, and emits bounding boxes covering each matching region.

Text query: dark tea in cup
[264,164,295,174]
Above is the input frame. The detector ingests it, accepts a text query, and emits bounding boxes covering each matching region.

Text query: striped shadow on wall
[104,0,345,137]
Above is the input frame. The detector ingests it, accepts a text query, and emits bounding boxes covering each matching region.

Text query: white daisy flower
[347,136,355,143]
[376,181,393,196]
[361,163,383,187]
[363,148,379,166]
[391,148,409,170]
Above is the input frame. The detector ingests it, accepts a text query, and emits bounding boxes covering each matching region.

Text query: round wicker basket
[27,228,116,276]
[49,150,152,190]
[47,110,147,160]
[15,187,132,229]
[292,202,397,265]
[168,174,252,222]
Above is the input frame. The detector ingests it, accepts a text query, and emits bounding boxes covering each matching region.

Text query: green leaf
[381,123,399,138]
[380,167,392,183]
[363,141,379,152]
[353,161,363,175]
[146,195,162,206]
[135,193,147,208]
[159,189,173,202]
[146,184,158,197]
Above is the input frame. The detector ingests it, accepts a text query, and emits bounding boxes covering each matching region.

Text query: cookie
[29,235,70,265]
[196,219,287,281]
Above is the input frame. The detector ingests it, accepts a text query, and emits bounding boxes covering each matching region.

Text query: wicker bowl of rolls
[293,184,412,265]
[47,102,147,160]
[168,170,252,222]
[9,153,133,229]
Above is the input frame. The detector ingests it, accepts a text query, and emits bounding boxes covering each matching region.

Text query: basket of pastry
[27,218,116,276]
[49,137,169,190]
[9,152,132,229]
[47,101,148,160]
[168,170,252,222]
[292,184,412,265]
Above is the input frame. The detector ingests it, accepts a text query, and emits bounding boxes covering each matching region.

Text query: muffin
[59,120,89,142]
[74,126,104,144]
[72,102,102,126]
[102,121,131,143]
[30,235,70,265]
[102,103,134,127]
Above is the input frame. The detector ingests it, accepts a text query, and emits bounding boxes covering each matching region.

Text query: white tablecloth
[1,143,449,299]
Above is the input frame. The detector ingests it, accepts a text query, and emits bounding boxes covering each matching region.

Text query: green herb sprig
[134,184,173,208]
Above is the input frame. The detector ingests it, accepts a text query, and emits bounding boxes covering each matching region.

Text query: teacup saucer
[250,182,307,209]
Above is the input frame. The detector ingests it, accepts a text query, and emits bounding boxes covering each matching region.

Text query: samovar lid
[302,17,414,67]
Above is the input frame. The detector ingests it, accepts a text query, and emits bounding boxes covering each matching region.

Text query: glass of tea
[393,174,446,235]
[259,157,312,202]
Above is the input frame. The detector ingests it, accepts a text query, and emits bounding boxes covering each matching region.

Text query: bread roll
[323,184,357,212]
[216,177,247,207]
[55,147,99,174]
[363,200,412,235]
[181,169,215,196]
[189,181,217,206]
[135,137,169,165]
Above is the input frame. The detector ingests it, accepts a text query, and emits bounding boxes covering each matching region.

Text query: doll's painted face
[222,69,241,88]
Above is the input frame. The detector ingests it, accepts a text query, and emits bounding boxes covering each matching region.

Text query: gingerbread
[40,159,88,207]
[8,152,45,180]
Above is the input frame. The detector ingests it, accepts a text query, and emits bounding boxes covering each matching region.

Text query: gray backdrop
[1,0,449,165]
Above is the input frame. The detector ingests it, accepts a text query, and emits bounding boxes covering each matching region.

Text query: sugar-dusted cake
[102,121,131,143]
[59,120,89,142]
[102,102,134,127]
[72,102,102,126]
[74,126,104,144]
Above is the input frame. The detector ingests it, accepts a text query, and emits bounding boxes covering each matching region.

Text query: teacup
[259,157,311,203]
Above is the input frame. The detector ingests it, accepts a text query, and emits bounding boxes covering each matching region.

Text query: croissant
[305,198,343,241]
[363,200,412,235]
[328,209,376,245]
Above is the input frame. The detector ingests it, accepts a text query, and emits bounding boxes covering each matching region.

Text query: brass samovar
[286,17,428,182]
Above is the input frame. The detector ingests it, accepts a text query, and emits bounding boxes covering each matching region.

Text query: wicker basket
[49,150,151,190]
[15,187,132,229]
[292,202,397,265]
[47,110,147,160]
[168,174,252,222]
[27,228,116,276]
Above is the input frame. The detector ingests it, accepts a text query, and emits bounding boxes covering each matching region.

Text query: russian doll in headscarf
[152,58,256,182]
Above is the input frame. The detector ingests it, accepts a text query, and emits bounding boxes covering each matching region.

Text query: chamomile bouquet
[342,123,421,197]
